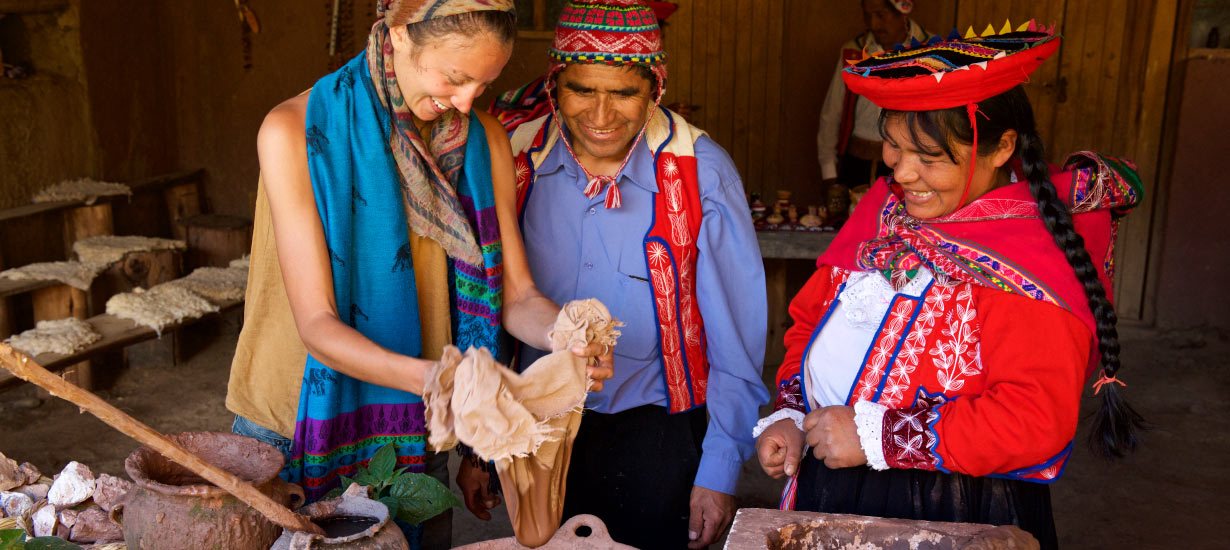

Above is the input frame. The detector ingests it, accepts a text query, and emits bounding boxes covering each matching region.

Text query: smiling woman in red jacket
[754,24,1145,549]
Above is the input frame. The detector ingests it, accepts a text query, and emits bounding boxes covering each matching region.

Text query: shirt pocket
[601,245,659,362]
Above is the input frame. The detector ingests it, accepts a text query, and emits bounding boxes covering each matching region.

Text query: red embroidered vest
[511,108,710,414]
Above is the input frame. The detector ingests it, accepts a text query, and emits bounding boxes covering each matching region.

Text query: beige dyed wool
[229,254,251,270]
[163,266,248,302]
[423,299,621,548]
[105,284,218,335]
[424,299,622,459]
[31,178,130,205]
[0,261,108,291]
[73,235,186,266]
[5,318,101,357]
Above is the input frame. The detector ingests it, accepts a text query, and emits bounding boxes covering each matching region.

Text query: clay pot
[115,431,305,550]
[271,484,408,550]
[799,205,825,228]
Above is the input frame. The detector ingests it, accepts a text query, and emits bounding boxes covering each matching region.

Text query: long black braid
[880,85,1144,458]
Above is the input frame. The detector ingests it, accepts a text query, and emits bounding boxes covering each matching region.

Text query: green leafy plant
[324,443,461,526]
[0,531,83,550]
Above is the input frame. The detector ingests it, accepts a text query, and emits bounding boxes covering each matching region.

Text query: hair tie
[1092,371,1126,395]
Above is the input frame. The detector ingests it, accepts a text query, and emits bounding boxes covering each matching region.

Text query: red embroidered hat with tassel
[545,0,668,209]
[841,20,1060,207]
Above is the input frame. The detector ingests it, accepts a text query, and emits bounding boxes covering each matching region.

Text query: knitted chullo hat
[546,0,669,209]
[841,20,1060,207]
[548,0,668,99]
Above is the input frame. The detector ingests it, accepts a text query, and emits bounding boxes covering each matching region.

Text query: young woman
[755,25,1144,548]
[225,1,612,545]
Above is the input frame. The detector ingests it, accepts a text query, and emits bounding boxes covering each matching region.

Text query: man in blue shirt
[461,1,768,548]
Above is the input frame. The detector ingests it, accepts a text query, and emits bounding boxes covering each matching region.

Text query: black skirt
[795,453,1059,549]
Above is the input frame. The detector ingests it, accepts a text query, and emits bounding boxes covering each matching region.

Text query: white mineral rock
[0,491,34,518]
[32,502,57,537]
[48,461,95,508]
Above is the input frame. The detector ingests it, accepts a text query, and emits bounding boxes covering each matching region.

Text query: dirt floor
[0,313,1226,549]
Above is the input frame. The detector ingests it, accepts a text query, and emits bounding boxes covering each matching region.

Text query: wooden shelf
[1187,47,1230,60]
[0,0,68,14]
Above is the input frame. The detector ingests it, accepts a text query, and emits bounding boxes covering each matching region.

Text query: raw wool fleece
[423,298,622,547]
[31,178,131,205]
[162,266,248,302]
[73,236,186,266]
[5,318,101,357]
[0,261,108,291]
[105,284,218,336]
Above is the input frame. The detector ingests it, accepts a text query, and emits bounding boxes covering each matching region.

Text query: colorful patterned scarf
[285,1,510,530]
[817,152,1142,346]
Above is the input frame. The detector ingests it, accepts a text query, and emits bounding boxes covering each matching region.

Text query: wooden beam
[533,0,547,31]
[0,0,68,14]
[1111,0,1179,321]
[0,169,204,224]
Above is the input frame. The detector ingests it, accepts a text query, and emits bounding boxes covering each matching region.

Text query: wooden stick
[0,342,325,537]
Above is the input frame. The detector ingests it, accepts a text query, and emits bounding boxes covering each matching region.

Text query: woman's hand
[756,418,805,478]
[570,342,614,392]
[803,405,867,469]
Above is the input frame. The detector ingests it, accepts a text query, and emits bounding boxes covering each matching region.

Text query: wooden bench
[0,295,244,392]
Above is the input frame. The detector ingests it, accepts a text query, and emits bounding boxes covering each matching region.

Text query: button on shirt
[519,129,770,494]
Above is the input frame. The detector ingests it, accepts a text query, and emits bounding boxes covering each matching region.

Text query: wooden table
[757,230,836,370]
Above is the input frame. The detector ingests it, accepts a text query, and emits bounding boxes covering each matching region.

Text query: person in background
[757,24,1145,549]
[817,0,931,204]
[463,1,769,548]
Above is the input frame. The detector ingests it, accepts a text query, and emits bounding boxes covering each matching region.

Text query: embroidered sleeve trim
[854,400,889,470]
[882,405,941,471]
[752,409,806,439]
[774,376,806,414]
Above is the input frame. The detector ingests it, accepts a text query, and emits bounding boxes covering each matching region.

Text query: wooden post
[163,182,202,241]
[180,214,253,270]
[764,258,788,371]
[89,249,183,316]
[533,0,546,31]
[63,204,115,259]
[31,284,92,389]
[0,246,11,339]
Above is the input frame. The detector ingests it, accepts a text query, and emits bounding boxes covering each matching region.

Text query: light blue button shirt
[519,127,770,494]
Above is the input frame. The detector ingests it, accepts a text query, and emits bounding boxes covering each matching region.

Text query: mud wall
[0,2,98,209]
[1154,57,1230,329]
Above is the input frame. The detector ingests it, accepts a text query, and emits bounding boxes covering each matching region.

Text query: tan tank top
[225,178,450,438]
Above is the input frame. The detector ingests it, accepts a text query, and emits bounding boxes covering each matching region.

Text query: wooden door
[952,0,1178,321]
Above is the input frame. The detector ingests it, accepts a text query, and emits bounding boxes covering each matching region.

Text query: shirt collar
[537,121,661,195]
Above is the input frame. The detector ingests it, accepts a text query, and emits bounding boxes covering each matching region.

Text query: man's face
[862,0,908,48]
[555,64,655,167]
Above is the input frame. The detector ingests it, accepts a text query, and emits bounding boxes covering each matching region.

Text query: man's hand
[570,343,614,392]
[802,405,866,469]
[456,456,500,520]
[687,485,735,549]
[756,418,805,478]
